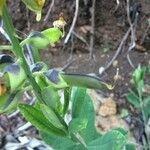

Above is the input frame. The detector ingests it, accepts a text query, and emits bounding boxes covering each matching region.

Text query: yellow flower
[53,13,67,29]
[0,0,6,15]
[36,0,45,8]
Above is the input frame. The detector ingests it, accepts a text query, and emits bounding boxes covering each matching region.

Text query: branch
[44,0,55,22]
[126,0,138,68]
[99,27,131,75]
[89,0,96,59]
[64,0,79,44]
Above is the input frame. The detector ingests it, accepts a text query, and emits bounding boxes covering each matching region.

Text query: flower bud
[22,0,45,21]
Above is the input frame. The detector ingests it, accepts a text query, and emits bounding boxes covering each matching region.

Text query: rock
[98,98,117,117]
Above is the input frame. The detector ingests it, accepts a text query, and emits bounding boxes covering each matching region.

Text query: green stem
[29,46,41,63]
[0,45,12,50]
[2,6,44,103]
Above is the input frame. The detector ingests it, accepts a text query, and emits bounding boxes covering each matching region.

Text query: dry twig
[44,0,55,22]
[126,0,139,68]
[99,28,131,75]
[89,0,96,59]
[72,31,90,48]
[140,25,150,45]
[64,0,79,44]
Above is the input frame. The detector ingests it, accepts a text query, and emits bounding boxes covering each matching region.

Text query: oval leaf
[40,104,65,129]
[19,104,66,136]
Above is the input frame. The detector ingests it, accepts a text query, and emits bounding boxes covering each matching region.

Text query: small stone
[113,60,118,67]
[98,98,117,117]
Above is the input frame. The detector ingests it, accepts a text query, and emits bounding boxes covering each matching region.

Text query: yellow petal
[36,0,45,8]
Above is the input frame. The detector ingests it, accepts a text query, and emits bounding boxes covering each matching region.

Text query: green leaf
[19,104,66,136]
[41,28,63,45]
[0,93,9,111]
[41,86,63,114]
[72,87,87,118]
[40,104,65,129]
[125,144,136,150]
[2,91,21,114]
[143,97,150,119]
[68,118,88,133]
[127,92,141,109]
[87,129,127,150]
[40,131,78,150]
[144,96,150,104]
[120,109,129,118]
[60,73,112,90]
[63,87,71,116]
[71,87,100,143]
[132,65,145,88]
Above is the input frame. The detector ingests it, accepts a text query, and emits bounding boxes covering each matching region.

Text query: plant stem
[0,45,12,50]
[138,91,150,149]
[2,6,44,103]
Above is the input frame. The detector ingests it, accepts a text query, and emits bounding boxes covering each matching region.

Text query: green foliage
[132,65,146,94]
[41,28,63,45]
[41,86,63,114]
[40,104,65,129]
[125,144,136,150]
[127,65,150,121]
[19,104,67,136]
[0,91,22,114]
[4,64,26,92]
[0,4,128,150]
[39,87,128,150]
[21,0,45,21]
[127,91,141,109]
[87,129,127,150]
[127,64,150,148]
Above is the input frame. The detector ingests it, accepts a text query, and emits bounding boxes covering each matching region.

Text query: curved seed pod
[3,63,26,92]
[28,31,50,49]
[60,73,113,90]
[0,91,22,114]
[30,62,47,72]
[43,69,60,84]
[43,69,68,89]
[0,54,14,64]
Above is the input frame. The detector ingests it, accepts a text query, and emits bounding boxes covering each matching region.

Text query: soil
[6,0,150,85]
[0,0,150,149]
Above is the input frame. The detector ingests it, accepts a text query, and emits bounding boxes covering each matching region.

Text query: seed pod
[21,0,45,21]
